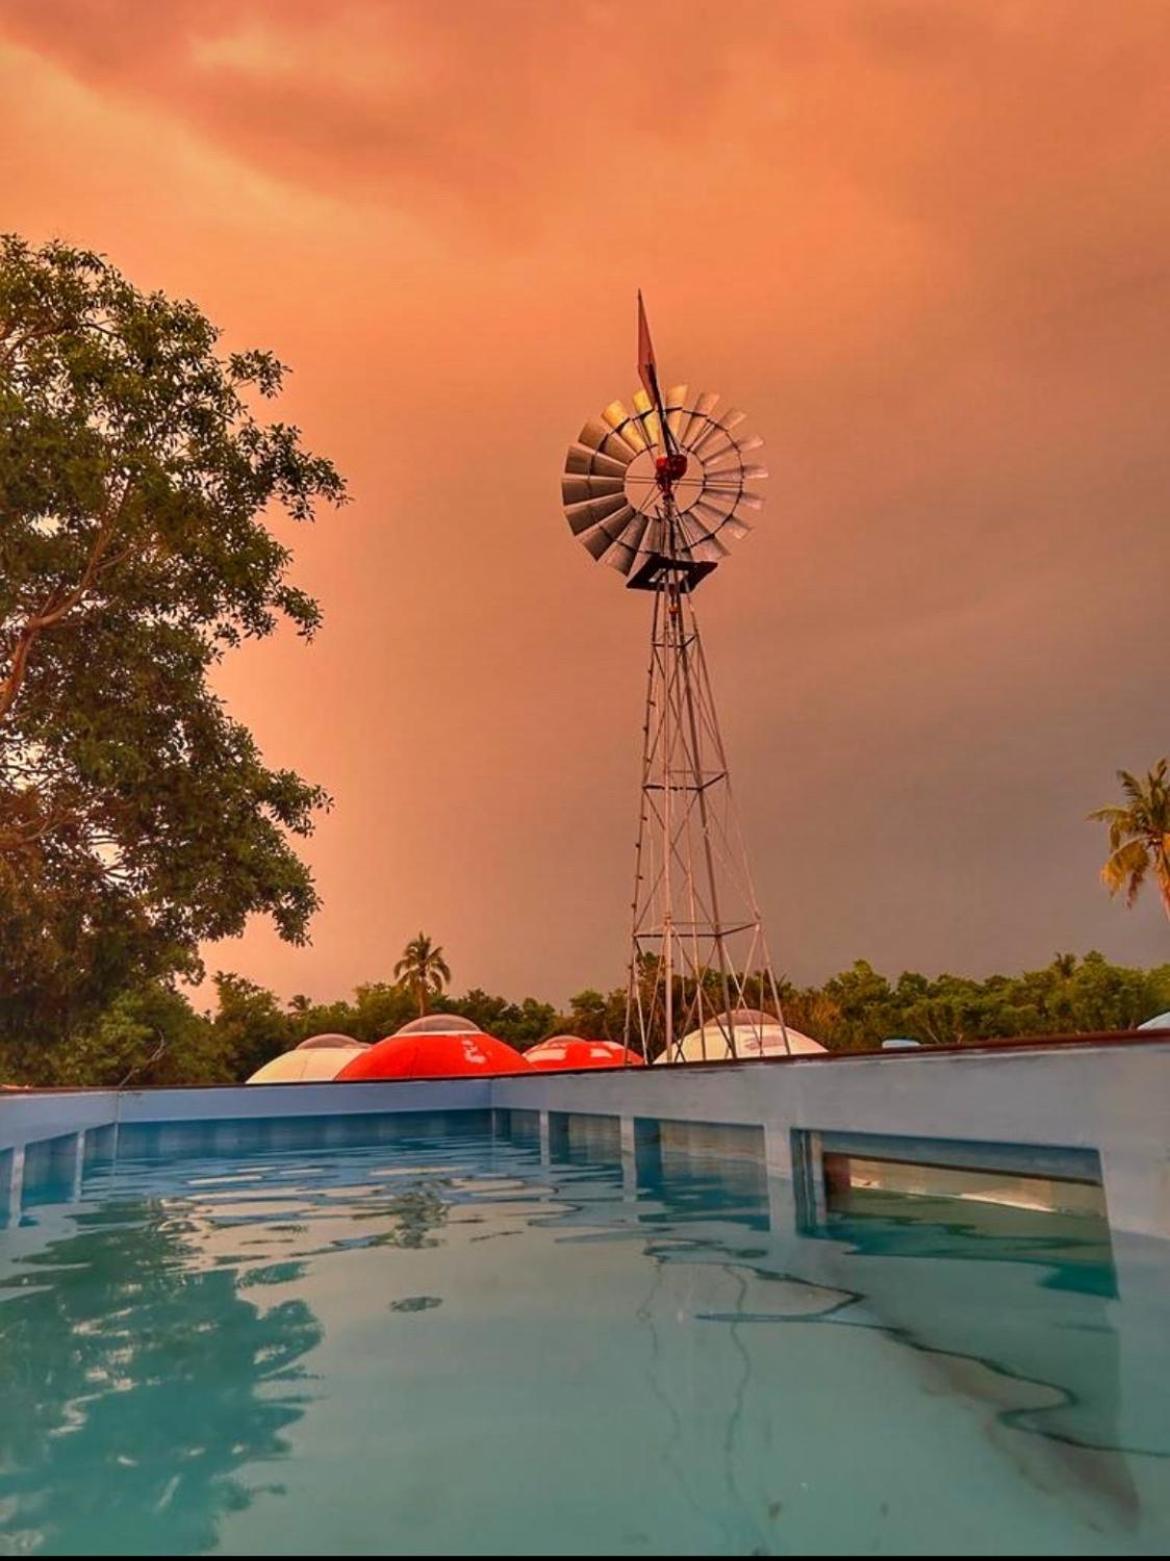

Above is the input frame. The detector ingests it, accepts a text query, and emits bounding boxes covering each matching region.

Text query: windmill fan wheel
[561,386,767,588]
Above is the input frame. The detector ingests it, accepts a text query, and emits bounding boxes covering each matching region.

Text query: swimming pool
[1,1109,1167,1555]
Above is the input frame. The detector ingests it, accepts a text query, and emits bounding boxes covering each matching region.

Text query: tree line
[3,946,1166,1090]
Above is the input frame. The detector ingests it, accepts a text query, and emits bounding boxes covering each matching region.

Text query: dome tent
[336,1018,531,1080]
[247,1035,369,1084]
[655,1008,826,1064]
[524,1036,645,1071]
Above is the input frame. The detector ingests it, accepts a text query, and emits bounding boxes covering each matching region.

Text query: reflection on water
[0,1203,322,1555]
[0,1117,1167,1556]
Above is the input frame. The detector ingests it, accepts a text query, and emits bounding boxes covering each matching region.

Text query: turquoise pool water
[1,1111,1167,1555]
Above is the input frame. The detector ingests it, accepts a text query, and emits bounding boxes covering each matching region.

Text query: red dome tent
[335,1016,531,1081]
[523,1036,645,1072]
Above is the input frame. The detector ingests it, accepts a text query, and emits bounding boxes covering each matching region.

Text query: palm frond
[1087,804,1129,824]
[1100,840,1148,903]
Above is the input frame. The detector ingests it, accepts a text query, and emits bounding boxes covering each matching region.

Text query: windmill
[560,295,790,1065]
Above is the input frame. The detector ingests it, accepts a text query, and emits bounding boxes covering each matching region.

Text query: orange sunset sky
[2,1,1167,1005]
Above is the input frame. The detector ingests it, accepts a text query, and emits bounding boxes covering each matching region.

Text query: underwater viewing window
[793,1129,1108,1230]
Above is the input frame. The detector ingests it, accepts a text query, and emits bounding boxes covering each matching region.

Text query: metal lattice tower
[560,295,790,1064]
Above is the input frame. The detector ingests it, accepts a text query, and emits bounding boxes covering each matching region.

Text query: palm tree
[1089,760,1170,922]
[393,932,452,1017]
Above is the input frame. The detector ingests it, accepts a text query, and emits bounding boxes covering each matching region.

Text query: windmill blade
[697,487,766,520]
[704,465,768,492]
[627,513,668,579]
[704,439,763,473]
[673,394,703,448]
[565,444,631,479]
[604,511,651,574]
[674,512,703,549]
[689,534,730,563]
[579,419,637,463]
[580,504,641,560]
[675,391,709,449]
[688,417,734,457]
[562,474,626,507]
[631,388,663,451]
[696,497,760,539]
[690,391,721,429]
[581,525,619,561]
[694,433,737,464]
[698,484,742,506]
[664,384,689,443]
[678,513,729,562]
[603,399,649,452]
[702,437,741,458]
[564,490,630,537]
[691,498,735,532]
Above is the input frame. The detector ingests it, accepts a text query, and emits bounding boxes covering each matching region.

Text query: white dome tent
[655,1008,826,1064]
[246,1034,369,1084]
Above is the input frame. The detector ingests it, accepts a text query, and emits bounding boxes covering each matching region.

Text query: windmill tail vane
[636,290,668,446]
[559,295,790,1066]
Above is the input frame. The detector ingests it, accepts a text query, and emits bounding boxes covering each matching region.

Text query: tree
[393,933,451,1017]
[1089,760,1170,923]
[445,989,557,1049]
[347,981,416,1041]
[208,972,293,1082]
[564,988,616,1041]
[0,236,345,1047]
[4,979,227,1089]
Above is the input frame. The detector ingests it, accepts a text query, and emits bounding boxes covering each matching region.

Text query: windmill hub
[655,451,688,491]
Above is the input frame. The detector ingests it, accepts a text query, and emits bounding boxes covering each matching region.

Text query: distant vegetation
[3,949,1167,1090]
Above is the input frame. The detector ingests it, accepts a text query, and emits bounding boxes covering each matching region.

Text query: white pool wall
[2,1036,1168,1237]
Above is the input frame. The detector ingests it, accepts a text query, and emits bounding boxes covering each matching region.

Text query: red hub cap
[655,451,688,490]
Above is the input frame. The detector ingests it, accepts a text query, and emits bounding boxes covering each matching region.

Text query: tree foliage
[392,932,451,1017]
[1090,759,1170,920]
[0,236,345,1048]
[4,949,1165,1089]
[24,980,232,1089]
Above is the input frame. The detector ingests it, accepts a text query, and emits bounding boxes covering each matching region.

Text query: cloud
[3,2,1163,255]
[2,1,1169,997]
